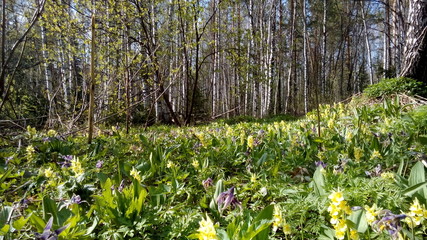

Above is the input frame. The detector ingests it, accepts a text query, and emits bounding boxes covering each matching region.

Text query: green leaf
[216,229,230,240]
[242,204,274,240]
[256,152,268,167]
[0,224,10,236]
[318,227,335,240]
[416,135,427,145]
[408,161,427,199]
[42,196,58,224]
[210,179,223,211]
[0,206,13,229]
[12,214,31,231]
[348,209,368,233]
[313,167,326,196]
[403,181,427,197]
[29,214,46,233]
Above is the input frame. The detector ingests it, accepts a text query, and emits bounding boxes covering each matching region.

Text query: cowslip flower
[405,198,427,227]
[130,167,142,182]
[328,191,344,205]
[349,229,359,240]
[365,204,381,225]
[354,147,364,162]
[195,214,217,240]
[26,125,37,137]
[26,145,36,161]
[70,157,84,177]
[328,190,353,239]
[44,168,54,178]
[167,161,176,168]
[345,131,353,142]
[381,172,394,180]
[247,135,254,149]
[370,150,382,160]
[283,223,291,235]
[334,219,347,240]
[272,206,283,232]
[192,160,200,169]
[47,129,57,137]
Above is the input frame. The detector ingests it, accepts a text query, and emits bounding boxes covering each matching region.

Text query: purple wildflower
[60,155,73,161]
[373,210,406,239]
[202,178,213,189]
[5,156,13,165]
[118,180,125,192]
[34,217,69,240]
[71,195,82,204]
[366,164,382,177]
[96,160,104,169]
[315,161,327,168]
[57,160,71,168]
[216,187,241,212]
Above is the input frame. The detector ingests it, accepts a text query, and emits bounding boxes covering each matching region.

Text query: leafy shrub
[363,77,427,98]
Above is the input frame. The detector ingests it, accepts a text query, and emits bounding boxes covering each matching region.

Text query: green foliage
[0,98,427,239]
[363,77,427,98]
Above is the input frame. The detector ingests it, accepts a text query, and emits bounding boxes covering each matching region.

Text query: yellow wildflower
[365,204,380,225]
[345,131,353,142]
[283,223,291,235]
[327,119,335,129]
[334,219,347,240]
[328,191,344,205]
[47,129,57,137]
[196,215,217,240]
[247,135,254,149]
[272,206,283,232]
[27,125,37,137]
[406,198,426,226]
[349,229,359,240]
[130,167,142,182]
[250,173,258,183]
[381,172,394,180]
[409,198,423,216]
[339,200,352,215]
[26,145,36,161]
[70,157,84,177]
[167,161,176,169]
[370,150,382,160]
[354,147,364,162]
[192,160,200,169]
[44,167,54,178]
[328,203,340,216]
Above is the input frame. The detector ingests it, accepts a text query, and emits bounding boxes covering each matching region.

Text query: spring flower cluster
[373,210,406,239]
[194,215,217,240]
[272,205,291,235]
[370,150,382,160]
[247,135,254,149]
[405,198,427,227]
[327,190,357,240]
[353,147,364,162]
[365,204,381,225]
[26,145,36,161]
[70,157,84,177]
[130,167,142,182]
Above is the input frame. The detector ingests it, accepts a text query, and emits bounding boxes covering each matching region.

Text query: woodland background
[0,0,425,130]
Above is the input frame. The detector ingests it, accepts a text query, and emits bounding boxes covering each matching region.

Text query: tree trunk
[400,0,427,84]
[0,0,5,97]
[302,0,309,114]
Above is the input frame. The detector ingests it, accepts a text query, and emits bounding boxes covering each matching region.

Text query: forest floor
[1,94,427,239]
